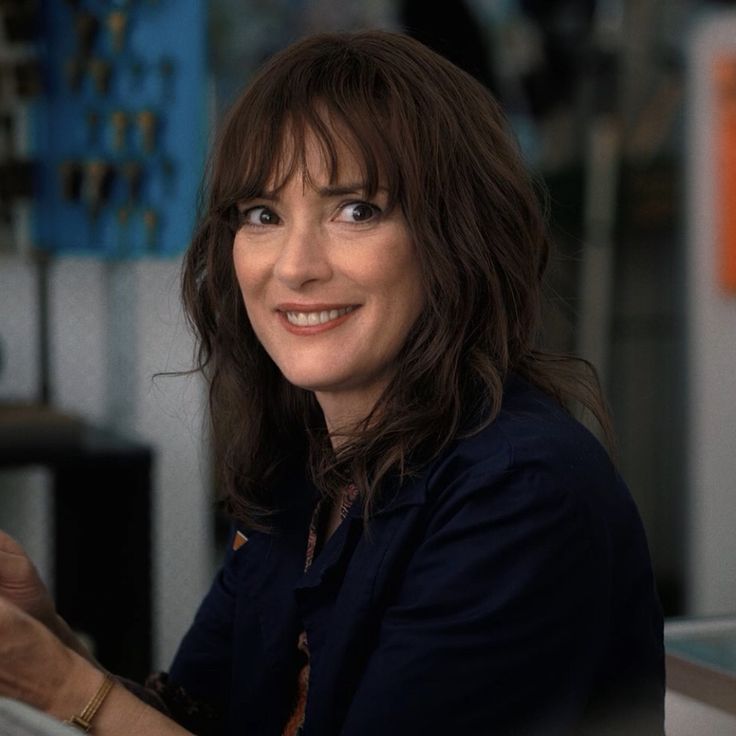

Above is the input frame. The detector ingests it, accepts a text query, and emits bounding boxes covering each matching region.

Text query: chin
[279,369,345,394]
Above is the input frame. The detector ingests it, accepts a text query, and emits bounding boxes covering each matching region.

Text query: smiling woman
[0,29,664,736]
[182,29,602,519]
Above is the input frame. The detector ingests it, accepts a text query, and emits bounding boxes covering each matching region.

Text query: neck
[315,386,385,450]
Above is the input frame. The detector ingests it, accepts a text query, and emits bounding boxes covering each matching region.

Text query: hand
[0,530,94,662]
[0,530,56,627]
[0,598,195,735]
[0,595,90,716]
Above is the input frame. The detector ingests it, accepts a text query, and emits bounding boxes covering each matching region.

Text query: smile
[284,306,355,326]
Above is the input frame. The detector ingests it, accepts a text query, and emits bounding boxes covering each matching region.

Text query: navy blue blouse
[164,377,665,735]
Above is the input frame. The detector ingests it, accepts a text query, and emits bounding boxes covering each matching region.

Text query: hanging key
[110,110,128,150]
[84,160,114,218]
[137,109,157,153]
[142,208,159,249]
[107,11,128,54]
[75,11,99,56]
[89,58,112,95]
[122,161,143,202]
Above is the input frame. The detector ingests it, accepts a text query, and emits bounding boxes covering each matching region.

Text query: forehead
[266,125,367,192]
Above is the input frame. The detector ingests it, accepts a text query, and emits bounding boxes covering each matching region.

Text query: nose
[272,221,333,289]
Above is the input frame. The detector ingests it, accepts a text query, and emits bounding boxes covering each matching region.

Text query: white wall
[686,11,736,614]
[0,255,53,594]
[666,691,736,736]
[0,252,214,670]
[0,255,40,401]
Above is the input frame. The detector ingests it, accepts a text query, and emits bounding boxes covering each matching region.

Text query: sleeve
[156,524,245,735]
[339,459,624,736]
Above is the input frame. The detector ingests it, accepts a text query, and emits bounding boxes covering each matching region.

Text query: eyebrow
[255,182,387,200]
[317,183,375,197]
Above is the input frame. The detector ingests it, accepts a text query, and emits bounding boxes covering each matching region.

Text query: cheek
[232,261,264,343]
[392,250,426,321]
[232,241,263,303]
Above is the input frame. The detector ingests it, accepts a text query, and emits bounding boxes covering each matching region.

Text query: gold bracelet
[64,673,115,733]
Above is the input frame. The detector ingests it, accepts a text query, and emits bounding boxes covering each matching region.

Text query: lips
[276,303,359,333]
[285,306,355,326]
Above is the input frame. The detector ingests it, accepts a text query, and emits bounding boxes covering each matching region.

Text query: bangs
[271,107,401,202]
[236,107,401,210]
[212,39,412,224]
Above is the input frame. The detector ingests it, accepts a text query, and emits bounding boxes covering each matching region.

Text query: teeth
[285,306,353,326]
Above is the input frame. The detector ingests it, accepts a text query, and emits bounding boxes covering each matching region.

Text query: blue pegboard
[35,0,206,258]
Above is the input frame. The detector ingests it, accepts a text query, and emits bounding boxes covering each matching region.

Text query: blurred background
[0,0,735,729]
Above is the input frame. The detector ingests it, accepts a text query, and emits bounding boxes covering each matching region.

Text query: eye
[238,205,280,227]
[337,201,381,223]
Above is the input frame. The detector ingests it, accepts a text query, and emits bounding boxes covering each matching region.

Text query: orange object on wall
[715,57,736,294]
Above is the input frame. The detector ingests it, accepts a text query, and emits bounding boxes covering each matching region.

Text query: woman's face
[232,133,425,428]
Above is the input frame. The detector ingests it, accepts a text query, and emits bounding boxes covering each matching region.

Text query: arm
[0,527,243,734]
[0,531,95,663]
[0,596,192,735]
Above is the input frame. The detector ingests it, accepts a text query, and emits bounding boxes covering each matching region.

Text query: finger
[0,532,40,582]
[0,549,40,586]
[0,530,28,557]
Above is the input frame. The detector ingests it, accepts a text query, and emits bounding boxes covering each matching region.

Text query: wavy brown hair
[182,30,612,529]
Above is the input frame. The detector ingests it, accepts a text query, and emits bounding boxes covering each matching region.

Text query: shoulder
[422,375,631,532]
[428,375,615,484]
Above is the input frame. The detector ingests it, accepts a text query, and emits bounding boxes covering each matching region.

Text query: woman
[0,30,663,735]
